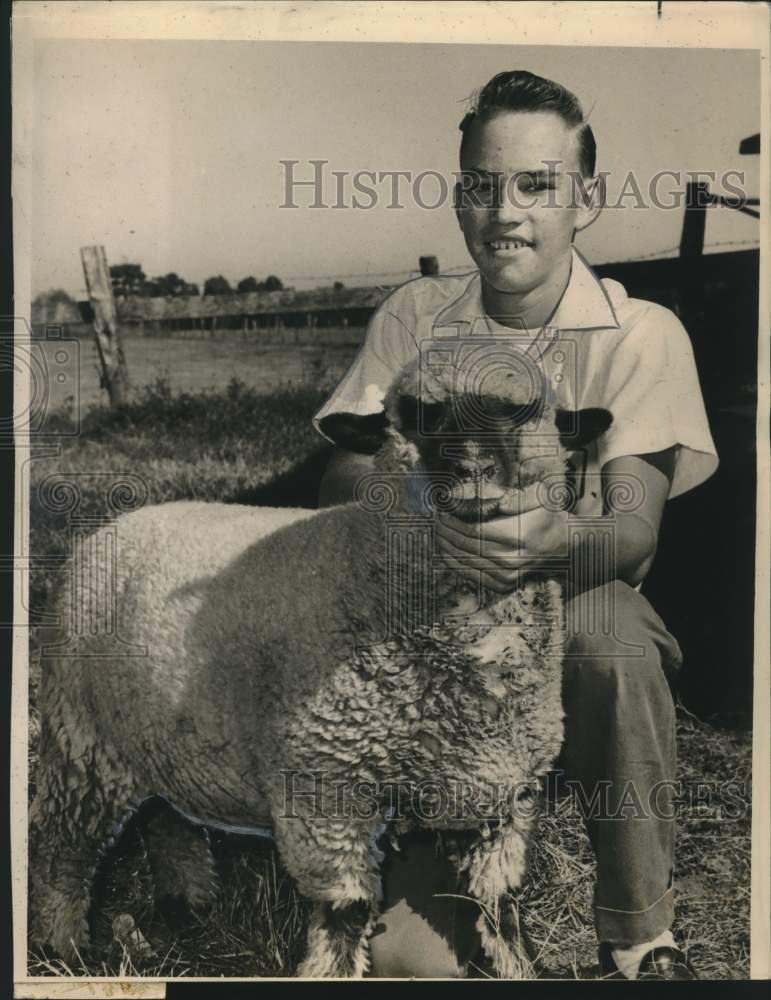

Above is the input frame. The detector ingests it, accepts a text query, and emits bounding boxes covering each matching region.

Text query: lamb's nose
[452,460,497,481]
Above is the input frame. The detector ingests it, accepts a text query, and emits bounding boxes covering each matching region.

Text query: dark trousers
[368,581,683,977]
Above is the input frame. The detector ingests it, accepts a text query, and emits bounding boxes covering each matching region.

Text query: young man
[313,71,718,979]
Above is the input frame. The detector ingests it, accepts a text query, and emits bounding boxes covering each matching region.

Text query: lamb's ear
[555,407,613,449]
[318,411,390,455]
[397,394,447,437]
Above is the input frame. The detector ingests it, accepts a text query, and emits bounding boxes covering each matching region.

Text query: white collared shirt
[313,248,719,513]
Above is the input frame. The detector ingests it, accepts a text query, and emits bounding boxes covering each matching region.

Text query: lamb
[29,350,612,978]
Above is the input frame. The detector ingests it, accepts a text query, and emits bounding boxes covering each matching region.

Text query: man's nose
[493,177,528,224]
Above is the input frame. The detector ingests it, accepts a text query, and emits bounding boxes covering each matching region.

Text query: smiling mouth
[487,239,533,254]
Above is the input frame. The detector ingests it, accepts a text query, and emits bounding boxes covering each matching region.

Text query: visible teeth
[490,240,528,250]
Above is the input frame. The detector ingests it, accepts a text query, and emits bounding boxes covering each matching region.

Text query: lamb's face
[398,392,568,521]
[318,359,612,521]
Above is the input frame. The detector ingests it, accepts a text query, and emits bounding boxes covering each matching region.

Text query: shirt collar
[434,246,620,332]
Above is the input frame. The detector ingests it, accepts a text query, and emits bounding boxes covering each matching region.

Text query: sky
[30,39,760,297]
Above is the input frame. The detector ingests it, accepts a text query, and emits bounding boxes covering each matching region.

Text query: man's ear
[318,411,389,455]
[556,407,613,449]
[573,174,604,234]
[453,181,465,232]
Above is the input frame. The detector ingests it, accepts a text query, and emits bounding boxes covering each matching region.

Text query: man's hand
[434,449,677,594]
[435,504,570,594]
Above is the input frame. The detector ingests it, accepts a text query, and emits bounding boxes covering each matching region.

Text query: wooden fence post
[678,182,709,326]
[80,245,130,407]
[679,182,708,259]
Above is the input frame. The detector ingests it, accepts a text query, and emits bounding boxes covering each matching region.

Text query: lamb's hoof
[112,913,157,959]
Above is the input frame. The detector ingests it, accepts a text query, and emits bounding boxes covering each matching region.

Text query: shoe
[598,942,698,980]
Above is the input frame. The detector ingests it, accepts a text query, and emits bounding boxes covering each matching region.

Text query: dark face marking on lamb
[401,393,549,521]
[398,393,613,522]
[423,430,520,520]
[316,383,613,524]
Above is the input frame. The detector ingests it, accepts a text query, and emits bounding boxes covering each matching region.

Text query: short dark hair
[459,70,596,177]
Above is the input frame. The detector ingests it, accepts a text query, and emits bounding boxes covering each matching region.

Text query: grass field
[25,358,752,980]
[42,328,361,413]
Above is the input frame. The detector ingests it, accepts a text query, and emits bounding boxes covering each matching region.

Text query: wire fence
[281,237,761,285]
[68,237,760,301]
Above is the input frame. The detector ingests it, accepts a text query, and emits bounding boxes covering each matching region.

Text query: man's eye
[473,182,500,206]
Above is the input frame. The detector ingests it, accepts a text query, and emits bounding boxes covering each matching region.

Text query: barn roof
[116,284,391,321]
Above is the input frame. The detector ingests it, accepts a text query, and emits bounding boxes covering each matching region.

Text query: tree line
[109,264,284,298]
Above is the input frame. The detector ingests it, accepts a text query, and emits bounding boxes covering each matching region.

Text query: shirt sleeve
[313,286,419,443]
[594,303,719,499]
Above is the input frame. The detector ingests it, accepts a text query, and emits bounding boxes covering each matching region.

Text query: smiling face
[457,111,599,307]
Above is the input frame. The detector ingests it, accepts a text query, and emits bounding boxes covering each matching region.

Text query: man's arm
[434,448,676,593]
[597,449,675,587]
[318,446,375,508]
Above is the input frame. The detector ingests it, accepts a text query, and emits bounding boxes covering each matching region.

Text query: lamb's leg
[463,812,538,979]
[299,897,375,978]
[28,719,140,962]
[272,811,383,978]
[140,800,219,920]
